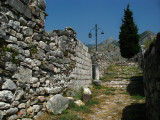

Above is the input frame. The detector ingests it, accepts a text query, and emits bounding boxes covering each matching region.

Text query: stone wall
[0,0,92,119]
[70,40,92,89]
[143,32,160,120]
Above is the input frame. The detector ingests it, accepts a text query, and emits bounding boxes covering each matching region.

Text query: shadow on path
[127,76,145,97]
[121,103,146,120]
[121,75,146,120]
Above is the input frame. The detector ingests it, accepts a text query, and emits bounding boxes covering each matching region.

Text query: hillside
[139,31,156,47]
[87,31,156,56]
[99,37,119,46]
[87,37,123,62]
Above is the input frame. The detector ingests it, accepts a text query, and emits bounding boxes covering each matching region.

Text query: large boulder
[46,94,69,114]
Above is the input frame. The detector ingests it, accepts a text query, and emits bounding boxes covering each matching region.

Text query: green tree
[119,4,140,59]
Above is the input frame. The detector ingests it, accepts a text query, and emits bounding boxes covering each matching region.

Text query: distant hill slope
[86,31,156,77]
[87,37,123,62]
[86,44,96,49]
[86,30,156,61]
[99,37,119,46]
[139,31,156,46]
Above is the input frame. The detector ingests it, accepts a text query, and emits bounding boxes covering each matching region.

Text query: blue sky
[45,0,160,44]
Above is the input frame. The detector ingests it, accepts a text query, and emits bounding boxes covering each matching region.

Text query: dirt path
[79,63,146,120]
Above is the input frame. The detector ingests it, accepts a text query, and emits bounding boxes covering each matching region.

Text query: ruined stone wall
[70,40,92,90]
[0,0,92,119]
[143,32,160,120]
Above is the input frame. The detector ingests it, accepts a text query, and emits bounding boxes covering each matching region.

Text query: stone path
[78,63,146,120]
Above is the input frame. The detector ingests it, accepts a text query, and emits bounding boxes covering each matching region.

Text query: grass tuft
[105,87,116,95]
[86,99,99,106]
[93,85,102,89]
[69,101,92,113]
[75,88,83,100]
[131,95,145,100]
[59,114,83,120]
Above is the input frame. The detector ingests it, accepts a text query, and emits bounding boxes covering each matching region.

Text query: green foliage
[30,46,37,54]
[61,109,69,114]
[2,46,13,52]
[49,110,83,120]
[106,65,114,71]
[105,91,115,95]
[106,87,116,91]
[131,95,145,100]
[75,88,83,100]
[41,61,46,65]
[119,4,140,58]
[144,39,154,48]
[11,59,19,64]
[0,46,19,64]
[59,114,83,120]
[105,87,116,95]
[86,99,99,106]
[93,85,102,89]
[69,101,92,113]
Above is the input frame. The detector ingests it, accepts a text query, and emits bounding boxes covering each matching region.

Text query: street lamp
[88,24,104,51]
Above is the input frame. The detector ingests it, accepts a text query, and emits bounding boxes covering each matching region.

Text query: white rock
[74,100,85,106]
[2,79,16,90]
[0,90,14,102]
[30,77,38,84]
[18,103,26,109]
[12,66,32,83]
[33,105,40,113]
[0,102,10,110]
[83,87,91,95]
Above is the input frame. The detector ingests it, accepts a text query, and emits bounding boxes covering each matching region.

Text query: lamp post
[88,24,104,51]
[89,24,104,83]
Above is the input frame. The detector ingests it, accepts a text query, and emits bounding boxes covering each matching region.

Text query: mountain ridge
[86,30,156,49]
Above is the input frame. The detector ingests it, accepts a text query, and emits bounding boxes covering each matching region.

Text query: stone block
[2,78,16,90]
[7,114,18,120]
[21,0,29,5]
[0,102,10,110]
[12,66,32,83]
[14,89,24,101]
[6,108,18,115]
[46,94,69,114]
[27,21,36,28]
[0,12,8,23]
[22,27,33,36]
[5,11,18,20]
[0,90,15,102]
[7,0,31,19]
[19,17,27,26]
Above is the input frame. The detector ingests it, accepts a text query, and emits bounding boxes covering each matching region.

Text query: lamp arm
[90,27,95,33]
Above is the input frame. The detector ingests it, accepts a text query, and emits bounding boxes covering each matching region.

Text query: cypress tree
[119,4,140,59]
